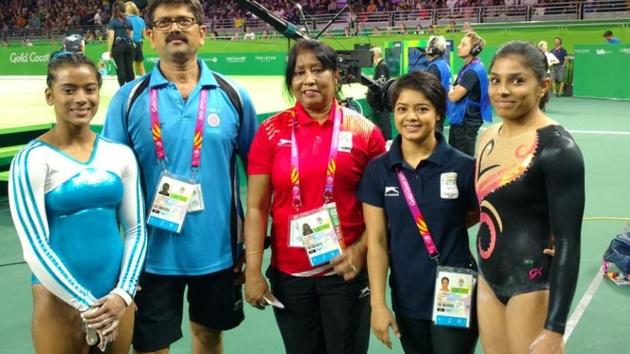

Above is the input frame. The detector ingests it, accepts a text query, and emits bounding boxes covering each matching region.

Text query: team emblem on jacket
[207,113,221,127]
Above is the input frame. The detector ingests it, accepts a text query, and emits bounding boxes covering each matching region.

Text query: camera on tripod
[336,49,372,85]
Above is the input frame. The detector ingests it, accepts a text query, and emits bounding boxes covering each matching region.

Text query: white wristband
[110,288,133,307]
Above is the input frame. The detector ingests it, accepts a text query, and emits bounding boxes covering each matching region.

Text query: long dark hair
[490,41,550,109]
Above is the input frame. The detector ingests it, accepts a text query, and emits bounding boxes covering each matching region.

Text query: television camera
[235,0,395,113]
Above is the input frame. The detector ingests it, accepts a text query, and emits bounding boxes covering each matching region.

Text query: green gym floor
[0,76,628,353]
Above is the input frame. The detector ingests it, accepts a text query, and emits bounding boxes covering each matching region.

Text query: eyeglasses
[151,16,199,31]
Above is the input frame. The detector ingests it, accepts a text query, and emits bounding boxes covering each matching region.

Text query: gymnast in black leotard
[475,41,584,354]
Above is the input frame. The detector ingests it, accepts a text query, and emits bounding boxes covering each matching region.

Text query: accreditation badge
[289,203,343,266]
[440,172,459,199]
[432,266,477,328]
[338,131,353,152]
[187,184,205,212]
[147,173,195,233]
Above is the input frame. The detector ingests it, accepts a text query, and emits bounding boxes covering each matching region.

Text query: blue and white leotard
[8,135,147,312]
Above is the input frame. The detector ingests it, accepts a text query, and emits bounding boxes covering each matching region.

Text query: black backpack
[603,231,630,274]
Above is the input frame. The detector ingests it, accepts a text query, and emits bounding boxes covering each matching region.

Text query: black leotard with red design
[475,124,584,334]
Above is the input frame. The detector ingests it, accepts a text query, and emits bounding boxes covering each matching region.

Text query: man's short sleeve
[234,84,258,163]
[102,84,133,145]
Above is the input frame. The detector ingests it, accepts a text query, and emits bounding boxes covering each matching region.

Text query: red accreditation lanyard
[396,167,440,262]
[290,105,343,210]
[149,87,208,174]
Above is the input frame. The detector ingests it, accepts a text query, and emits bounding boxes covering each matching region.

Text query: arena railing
[2,0,629,42]
[530,2,581,22]
[583,0,630,19]
[1,24,108,43]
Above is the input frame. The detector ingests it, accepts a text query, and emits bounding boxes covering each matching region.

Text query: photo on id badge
[147,175,195,233]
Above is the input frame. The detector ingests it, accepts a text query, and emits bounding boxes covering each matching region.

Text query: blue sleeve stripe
[117,162,134,290]
[11,147,93,307]
[119,182,138,291]
[126,166,146,293]
[125,233,147,294]
[127,234,147,294]
[131,175,147,286]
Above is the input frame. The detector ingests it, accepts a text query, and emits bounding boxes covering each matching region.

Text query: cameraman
[424,36,452,133]
[371,47,392,140]
[447,32,492,157]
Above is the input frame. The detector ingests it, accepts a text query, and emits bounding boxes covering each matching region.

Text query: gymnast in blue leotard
[8,53,146,353]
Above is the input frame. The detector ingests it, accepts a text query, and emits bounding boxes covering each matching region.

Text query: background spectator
[603,30,621,44]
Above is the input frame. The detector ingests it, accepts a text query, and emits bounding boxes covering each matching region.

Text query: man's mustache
[166,33,188,43]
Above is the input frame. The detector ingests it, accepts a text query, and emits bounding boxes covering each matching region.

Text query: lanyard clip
[191,167,199,182]
[323,183,334,204]
[292,198,302,211]
[430,252,440,265]
[159,157,168,172]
